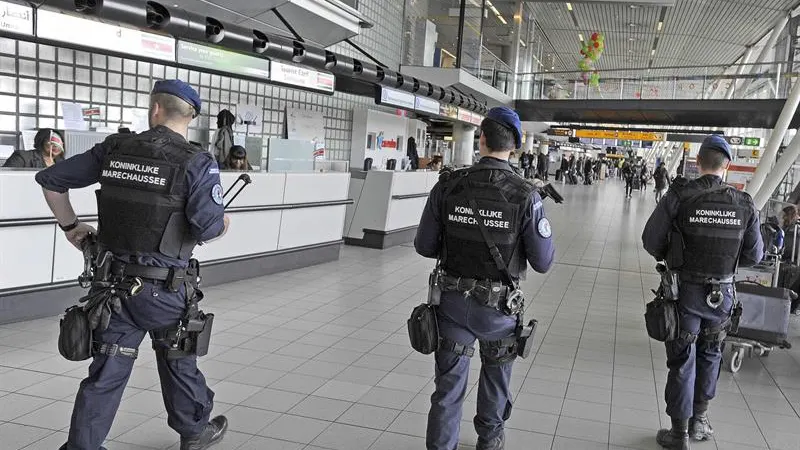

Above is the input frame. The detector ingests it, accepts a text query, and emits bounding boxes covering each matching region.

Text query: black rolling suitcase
[631,177,641,190]
[732,282,792,347]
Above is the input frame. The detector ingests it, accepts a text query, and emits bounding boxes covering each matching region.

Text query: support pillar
[524,132,535,153]
[754,131,800,210]
[725,46,754,100]
[746,75,800,196]
[453,124,477,167]
[749,15,789,77]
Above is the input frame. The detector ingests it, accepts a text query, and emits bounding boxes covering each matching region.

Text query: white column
[746,77,800,196]
[453,124,477,167]
[524,132,535,153]
[749,15,789,76]
[754,132,800,209]
[725,46,754,100]
[667,145,684,175]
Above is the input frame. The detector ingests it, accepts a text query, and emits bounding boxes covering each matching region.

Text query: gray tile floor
[3,179,800,449]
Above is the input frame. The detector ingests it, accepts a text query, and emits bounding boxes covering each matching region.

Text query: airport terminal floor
[3,179,800,450]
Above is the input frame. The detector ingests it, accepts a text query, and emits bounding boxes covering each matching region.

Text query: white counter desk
[0,170,350,323]
[343,170,439,249]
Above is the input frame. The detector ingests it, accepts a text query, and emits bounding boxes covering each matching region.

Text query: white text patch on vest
[102,169,167,186]
[453,205,504,219]
[109,160,161,175]
[689,209,741,226]
[447,214,510,229]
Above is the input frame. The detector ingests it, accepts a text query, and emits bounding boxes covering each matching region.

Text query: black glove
[80,289,123,331]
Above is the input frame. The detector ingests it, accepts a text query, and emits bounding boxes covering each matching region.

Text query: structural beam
[725,46,754,100]
[754,132,800,210]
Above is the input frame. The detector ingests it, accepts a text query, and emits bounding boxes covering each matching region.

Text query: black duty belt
[440,274,509,296]
[111,261,185,281]
[679,273,735,285]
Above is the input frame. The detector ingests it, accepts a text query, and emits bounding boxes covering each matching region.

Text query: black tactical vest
[675,176,752,279]
[440,163,535,281]
[96,127,200,261]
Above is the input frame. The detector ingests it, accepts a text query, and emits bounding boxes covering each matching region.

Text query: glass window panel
[0,94,16,113]
[19,97,36,114]
[108,57,122,71]
[108,73,122,88]
[76,68,90,83]
[0,75,14,92]
[58,83,74,99]
[92,70,107,85]
[19,115,36,131]
[40,45,55,61]
[76,85,90,101]
[92,87,107,103]
[92,54,107,69]
[58,48,74,63]
[106,105,121,122]
[58,65,73,81]
[39,62,56,79]
[165,66,176,79]
[0,113,15,130]
[76,51,91,67]
[123,91,136,106]
[38,117,56,128]
[39,99,56,116]
[0,38,15,55]
[18,41,35,58]
[40,80,56,97]
[108,89,122,104]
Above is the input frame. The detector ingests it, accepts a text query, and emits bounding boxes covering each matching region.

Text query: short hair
[696,147,728,171]
[150,93,195,120]
[480,119,515,152]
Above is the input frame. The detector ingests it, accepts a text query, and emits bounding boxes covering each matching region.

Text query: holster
[58,305,94,361]
[428,268,443,306]
[151,312,214,360]
[515,317,537,359]
[407,303,439,355]
[644,288,680,342]
[657,263,679,302]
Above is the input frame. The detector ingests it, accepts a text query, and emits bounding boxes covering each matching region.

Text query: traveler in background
[559,154,569,182]
[3,128,65,168]
[537,151,548,180]
[408,137,420,170]
[36,80,231,450]
[641,163,650,191]
[782,205,800,263]
[519,150,532,179]
[642,135,763,450]
[415,106,554,450]
[583,157,593,185]
[212,109,235,165]
[220,145,252,171]
[623,159,635,198]
[654,162,670,203]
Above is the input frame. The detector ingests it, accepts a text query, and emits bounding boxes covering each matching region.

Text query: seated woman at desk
[3,129,65,168]
[220,145,252,171]
[426,155,443,171]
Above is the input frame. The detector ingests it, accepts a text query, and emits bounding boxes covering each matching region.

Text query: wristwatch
[59,218,80,232]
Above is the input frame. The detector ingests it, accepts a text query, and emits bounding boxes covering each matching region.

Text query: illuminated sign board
[377,86,415,109]
[457,108,472,123]
[177,40,269,79]
[744,137,761,146]
[414,96,440,115]
[0,1,33,36]
[270,60,335,93]
[440,104,458,119]
[470,113,483,126]
[575,129,663,141]
[37,9,175,62]
[548,128,571,137]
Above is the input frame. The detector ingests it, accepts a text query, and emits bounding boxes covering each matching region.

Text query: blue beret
[485,106,522,149]
[152,80,201,116]
[700,135,732,161]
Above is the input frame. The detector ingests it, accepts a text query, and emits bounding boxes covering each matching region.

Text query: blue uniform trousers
[61,281,214,450]
[664,281,734,420]
[426,292,518,450]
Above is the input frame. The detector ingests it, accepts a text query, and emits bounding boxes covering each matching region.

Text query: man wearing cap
[415,106,555,450]
[642,135,763,449]
[35,80,230,450]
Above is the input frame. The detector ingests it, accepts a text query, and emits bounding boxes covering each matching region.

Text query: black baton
[223,173,252,209]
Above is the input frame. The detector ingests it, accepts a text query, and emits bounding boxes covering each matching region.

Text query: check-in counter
[343,170,439,249]
[0,170,351,323]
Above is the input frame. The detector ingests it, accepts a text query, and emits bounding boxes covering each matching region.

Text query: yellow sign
[751,149,760,158]
[683,142,691,151]
[575,129,663,141]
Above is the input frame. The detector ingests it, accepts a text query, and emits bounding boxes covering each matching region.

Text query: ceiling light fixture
[566,2,573,11]
[520,39,526,47]
[628,37,637,42]
[651,49,655,55]
[441,48,457,59]
[657,21,663,31]
[579,33,584,41]
[628,22,638,27]
[630,4,641,9]
[498,15,507,24]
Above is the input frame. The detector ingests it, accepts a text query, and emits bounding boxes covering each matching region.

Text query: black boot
[180,416,228,450]
[690,401,714,441]
[656,418,690,450]
[476,432,504,450]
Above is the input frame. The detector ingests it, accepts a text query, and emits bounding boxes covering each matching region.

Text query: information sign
[177,40,269,79]
[414,96,440,115]
[376,87,414,109]
[0,1,32,36]
[744,137,761,146]
[270,60,335,93]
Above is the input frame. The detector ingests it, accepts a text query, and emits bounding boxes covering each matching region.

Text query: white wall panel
[218,172,285,207]
[0,225,55,289]
[191,210,281,262]
[386,197,427,231]
[278,206,346,249]
[390,172,431,196]
[283,173,349,204]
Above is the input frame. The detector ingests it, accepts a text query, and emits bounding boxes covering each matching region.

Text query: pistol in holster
[656,263,679,302]
[427,267,443,306]
[515,315,538,359]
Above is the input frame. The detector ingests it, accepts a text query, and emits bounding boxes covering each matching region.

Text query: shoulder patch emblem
[211,184,224,205]
[537,218,552,238]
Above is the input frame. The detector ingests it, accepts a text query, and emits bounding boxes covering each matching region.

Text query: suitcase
[732,282,792,346]
[631,177,641,190]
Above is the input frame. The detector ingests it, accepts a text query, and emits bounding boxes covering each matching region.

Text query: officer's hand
[221,215,231,237]
[66,222,97,250]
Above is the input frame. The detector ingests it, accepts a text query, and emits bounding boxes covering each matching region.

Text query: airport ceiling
[530,0,799,76]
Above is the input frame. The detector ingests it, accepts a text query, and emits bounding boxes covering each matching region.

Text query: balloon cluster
[578,32,605,87]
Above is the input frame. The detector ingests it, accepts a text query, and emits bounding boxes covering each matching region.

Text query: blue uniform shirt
[642,174,763,267]
[415,157,555,274]
[35,128,225,268]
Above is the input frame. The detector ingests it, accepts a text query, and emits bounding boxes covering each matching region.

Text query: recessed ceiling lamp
[579,33,585,41]
[628,37,637,41]
[628,22,638,27]
[630,4,641,9]
[520,39,526,47]
[657,21,663,31]
[566,2,573,11]
[651,49,656,55]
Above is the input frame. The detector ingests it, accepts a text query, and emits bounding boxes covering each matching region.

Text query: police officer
[415,106,555,450]
[642,135,764,450]
[35,80,230,450]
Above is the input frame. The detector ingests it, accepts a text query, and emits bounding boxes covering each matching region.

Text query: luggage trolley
[726,223,795,373]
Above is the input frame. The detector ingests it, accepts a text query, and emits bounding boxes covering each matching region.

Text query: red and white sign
[457,108,472,123]
[270,60,335,93]
[381,139,398,149]
[726,162,757,191]
[37,9,175,62]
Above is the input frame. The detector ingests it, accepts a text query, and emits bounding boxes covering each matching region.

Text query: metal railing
[463,46,514,95]
[515,61,797,101]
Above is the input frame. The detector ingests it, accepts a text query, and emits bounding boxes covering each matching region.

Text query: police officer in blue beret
[642,135,763,449]
[36,80,231,450]
[416,106,555,450]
